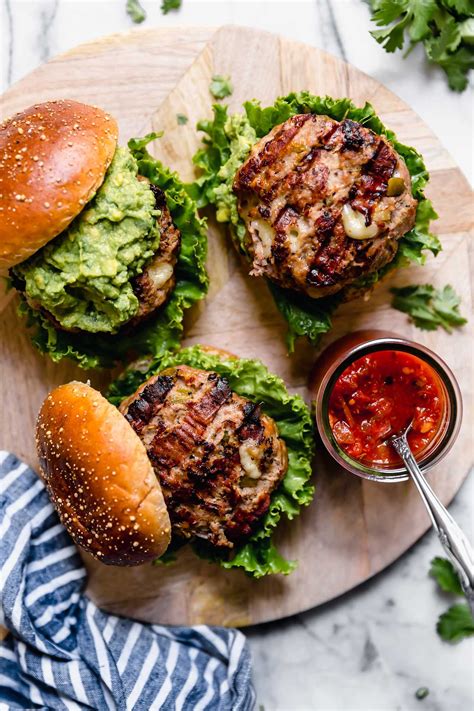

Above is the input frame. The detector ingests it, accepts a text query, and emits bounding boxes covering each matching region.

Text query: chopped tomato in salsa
[328,350,444,466]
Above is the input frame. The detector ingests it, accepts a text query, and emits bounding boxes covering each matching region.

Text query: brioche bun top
[36,381,171,566]
[0,99,118,269]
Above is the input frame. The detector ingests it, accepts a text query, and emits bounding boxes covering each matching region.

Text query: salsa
[328,350,444,467]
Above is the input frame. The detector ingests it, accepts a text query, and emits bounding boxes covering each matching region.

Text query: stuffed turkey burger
[0,99,207,368]
[36,346,315,578]
[192,92,440,350]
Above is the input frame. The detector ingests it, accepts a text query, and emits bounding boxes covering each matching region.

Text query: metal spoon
[390,420,474,616]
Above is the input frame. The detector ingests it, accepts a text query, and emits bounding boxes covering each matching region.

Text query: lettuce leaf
[108,345,315,578]
[17,133,208,369]
[191,92,440,350]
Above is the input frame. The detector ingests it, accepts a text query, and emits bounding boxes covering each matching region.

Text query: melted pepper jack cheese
[239,442,263,480]
[14,147,160,333]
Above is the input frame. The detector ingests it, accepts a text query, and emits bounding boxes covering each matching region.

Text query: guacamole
[14,147,160,333]
[212,114,256,234]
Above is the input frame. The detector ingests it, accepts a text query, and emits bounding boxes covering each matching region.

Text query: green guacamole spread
[213,114,256,226]
[15,147,160,333]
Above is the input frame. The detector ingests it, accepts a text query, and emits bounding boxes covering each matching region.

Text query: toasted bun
[0,100,118,269]
[36,381,171,566]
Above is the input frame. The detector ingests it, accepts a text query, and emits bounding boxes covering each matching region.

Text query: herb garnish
[209,75,233,99]
[176,113,189,125]
[369,0,474,92]
[161,0,182,13]
[430,556,474,643]
[126,0,146,23]
[391,284,467,332]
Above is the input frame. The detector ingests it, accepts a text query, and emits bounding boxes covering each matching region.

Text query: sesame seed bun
[0,99,118,269]
[36,381,171,566]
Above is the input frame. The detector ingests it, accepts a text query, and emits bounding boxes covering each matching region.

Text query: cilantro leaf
[409,0,438,41]
[126,0,146,23]
[444,0,473,14]
[430,556,464,595]
[437,603,474,643]
[368,0,474,92]
[161,0,182,13]
[438,45,474,91]
[176,113,188,125]
[425,16,462,60]
[391,284,467,332]
[209,75,233,99]
[371,20,409,52]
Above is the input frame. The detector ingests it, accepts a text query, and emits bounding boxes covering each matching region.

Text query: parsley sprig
[369,0,474,91]
[391,284,467,332]
[430,557,474,643]
[126,0,182,23]
[209,75,234,100]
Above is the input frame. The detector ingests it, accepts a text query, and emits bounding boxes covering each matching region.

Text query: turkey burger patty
[120,364,288,548]
[233,113,418,299]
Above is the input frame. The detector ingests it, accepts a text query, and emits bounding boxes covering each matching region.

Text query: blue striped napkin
[0,452,255,710]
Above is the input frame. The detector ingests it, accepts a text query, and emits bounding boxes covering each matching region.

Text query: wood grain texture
[0,26,472,627]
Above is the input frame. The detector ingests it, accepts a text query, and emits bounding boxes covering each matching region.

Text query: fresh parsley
[430,556,464,595]
[209,75,233,99]
[430,556,474,643]
[126,0,146,23]
[161,0,182,13]
[437,603,474,642]
[391,284,467,332]
[176,113,188,125]
[369,0,474,91]
[126,0,182,21]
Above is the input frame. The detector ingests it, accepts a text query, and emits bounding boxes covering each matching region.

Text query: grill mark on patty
[271,206,298,264]
[236,402,265,442]
[365,141,397,180]
[235,113,313,190]
[124,374,176,434]
[120,365,288,548]
[340,119,365,151]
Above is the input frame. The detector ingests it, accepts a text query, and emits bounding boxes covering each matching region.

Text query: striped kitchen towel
[0,452,255,710]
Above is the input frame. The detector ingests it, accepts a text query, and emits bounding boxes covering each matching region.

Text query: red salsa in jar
[328,350,445,467]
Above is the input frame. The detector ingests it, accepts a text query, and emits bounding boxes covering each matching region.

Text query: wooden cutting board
[0,26,472,627]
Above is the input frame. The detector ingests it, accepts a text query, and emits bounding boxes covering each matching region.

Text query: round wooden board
[0,26,472,627]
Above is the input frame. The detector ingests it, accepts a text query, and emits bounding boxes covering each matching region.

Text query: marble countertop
[1,1,473,709]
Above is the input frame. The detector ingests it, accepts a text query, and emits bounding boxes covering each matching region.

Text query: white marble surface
[1,1,473,709]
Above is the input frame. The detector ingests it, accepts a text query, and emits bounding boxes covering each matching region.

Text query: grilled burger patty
[233,113,418,299]
[12,182,181,332]
[128,183,181,328]
[120,364,288,548]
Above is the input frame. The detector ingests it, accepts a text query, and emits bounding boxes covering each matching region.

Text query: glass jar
[309,330,462,483]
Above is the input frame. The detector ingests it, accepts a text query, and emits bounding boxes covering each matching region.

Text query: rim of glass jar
[315,336,463,483]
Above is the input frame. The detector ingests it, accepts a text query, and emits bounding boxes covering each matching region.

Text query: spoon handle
[391,434,474,616]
